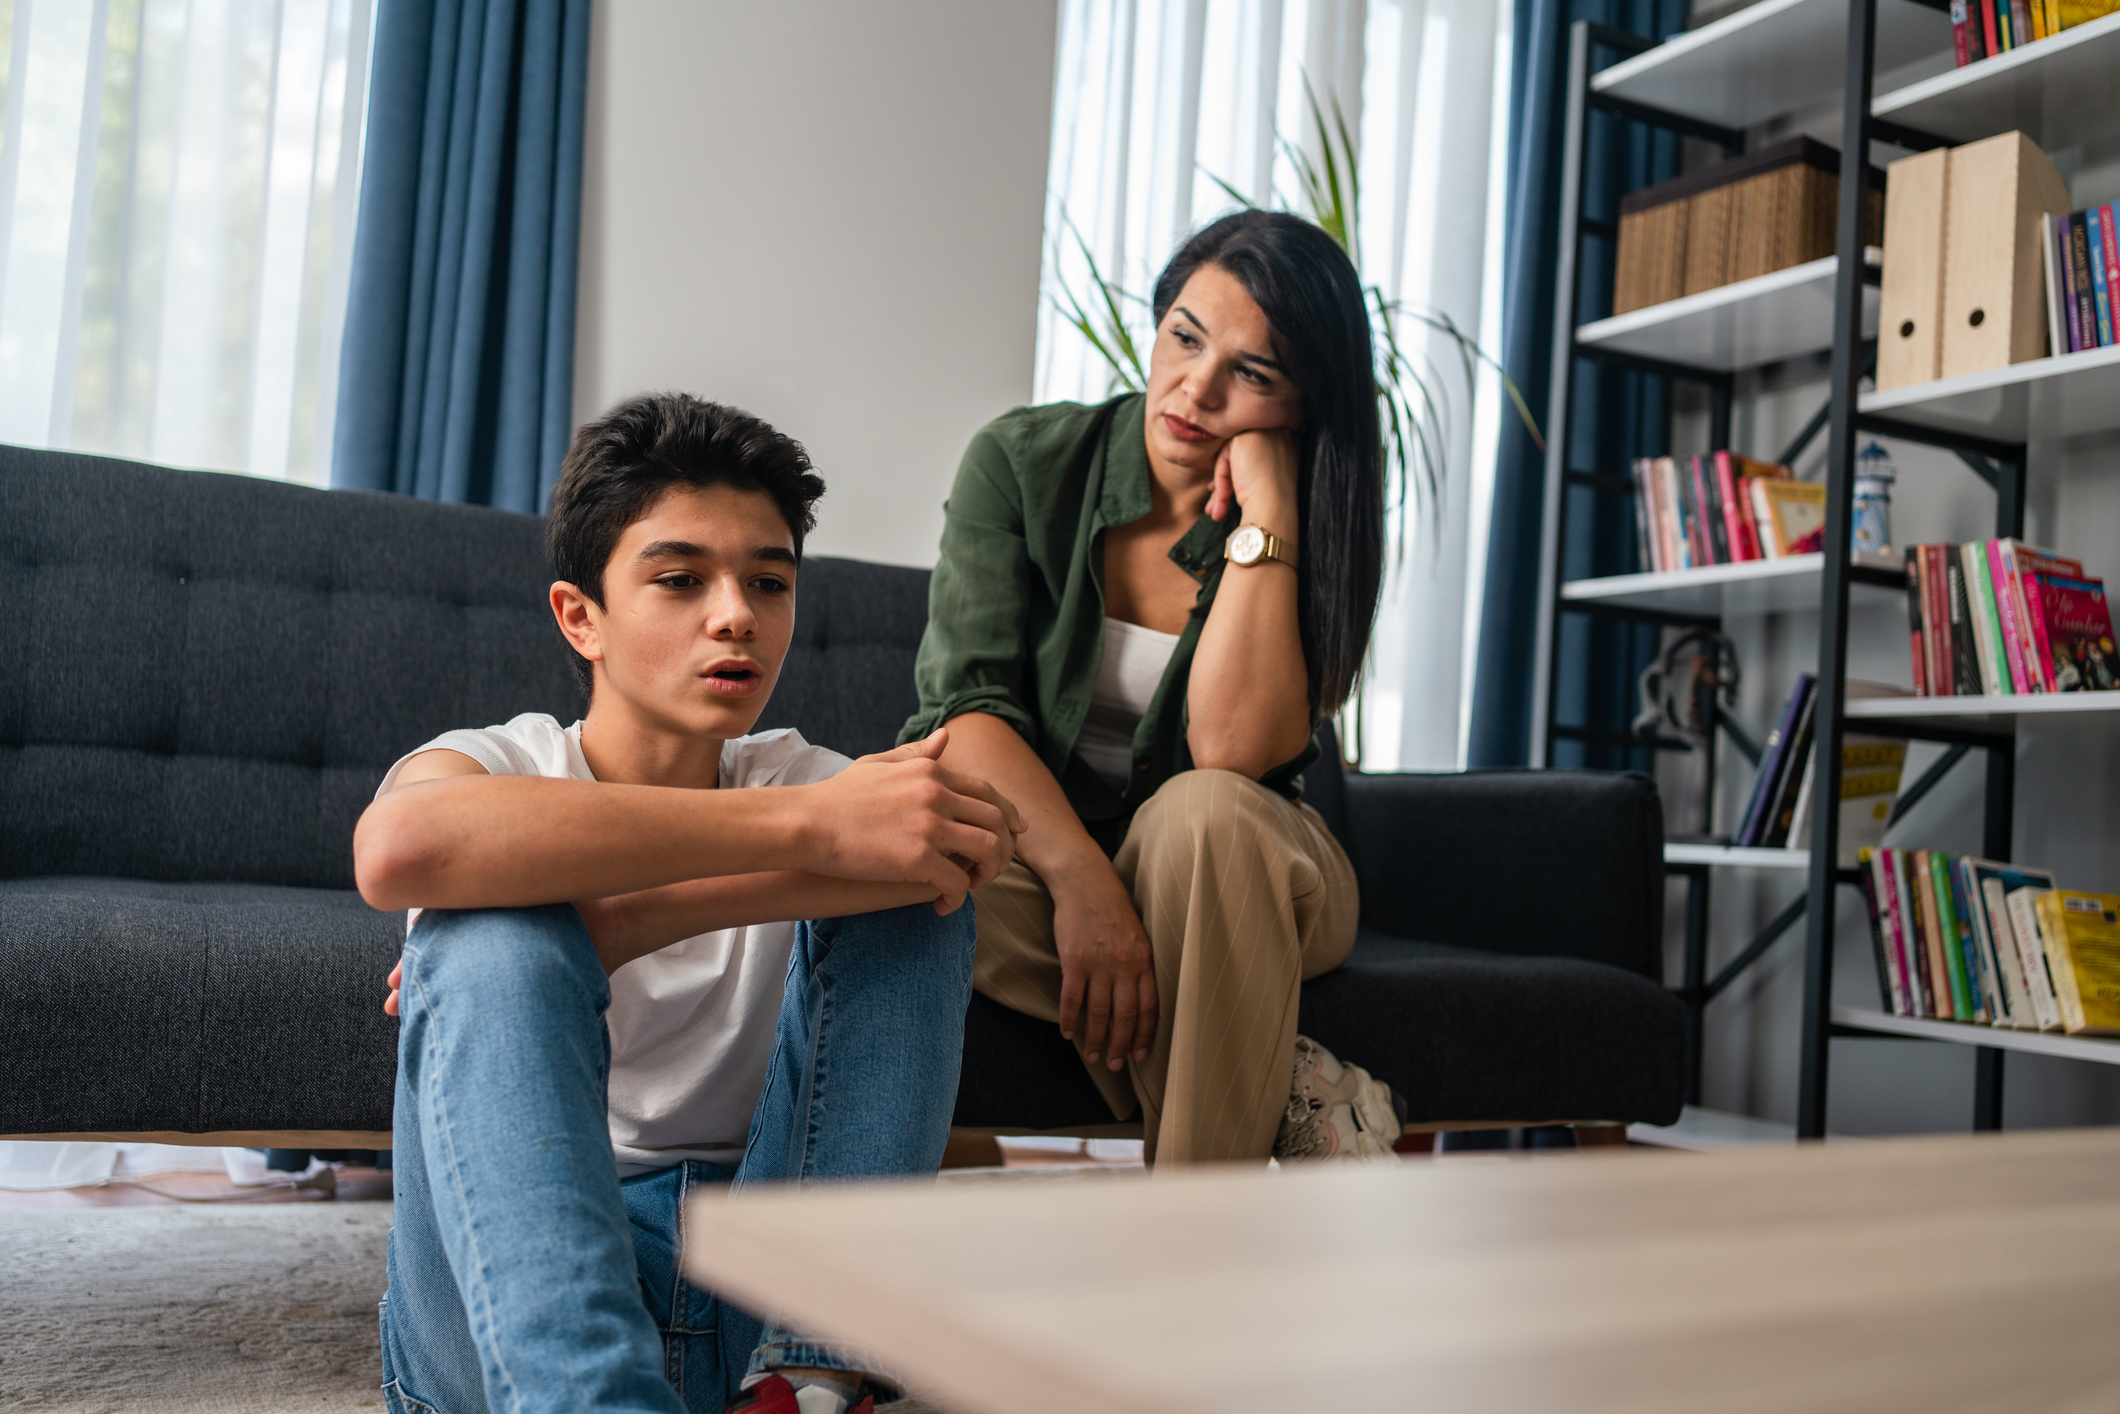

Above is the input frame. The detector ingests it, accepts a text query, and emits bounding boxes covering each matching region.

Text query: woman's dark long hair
[1151,209,1384,713]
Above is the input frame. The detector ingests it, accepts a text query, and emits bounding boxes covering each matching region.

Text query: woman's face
[1143,262,1304,482]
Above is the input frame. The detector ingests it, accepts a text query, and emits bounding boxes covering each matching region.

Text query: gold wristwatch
[1224,523,1297,570]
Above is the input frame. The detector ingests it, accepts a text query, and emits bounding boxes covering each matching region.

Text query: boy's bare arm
[354,728,1024,916]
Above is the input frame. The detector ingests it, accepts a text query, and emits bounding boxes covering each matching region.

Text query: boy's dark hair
[547,393,826,693]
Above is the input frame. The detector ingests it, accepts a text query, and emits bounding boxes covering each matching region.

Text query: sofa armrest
[1339,768,1664,980]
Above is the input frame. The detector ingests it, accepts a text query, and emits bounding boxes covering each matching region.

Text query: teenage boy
[354,393,1025,1414]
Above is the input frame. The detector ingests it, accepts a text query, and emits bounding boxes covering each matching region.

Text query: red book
[2017,548,2086,690]
[1713,452,1753,561]
[1951,0,1972,65]
[1906,549,1928,696]
[2103,204,2120,342]
[1990,539,2032,693]
[1925,545,1954,695]
[1982,0,2001,54]
[2036,575,2118,691]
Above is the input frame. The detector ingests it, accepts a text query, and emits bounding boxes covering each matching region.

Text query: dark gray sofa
[0,446,1683,1145]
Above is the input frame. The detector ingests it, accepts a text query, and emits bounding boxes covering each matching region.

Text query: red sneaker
[731,1374,876,1414]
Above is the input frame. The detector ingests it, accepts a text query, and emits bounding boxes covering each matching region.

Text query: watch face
[1229,525,1265,565]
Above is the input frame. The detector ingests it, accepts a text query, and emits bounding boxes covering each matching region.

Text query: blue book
[2091,206,2114,349]
[1736,674,1815,847]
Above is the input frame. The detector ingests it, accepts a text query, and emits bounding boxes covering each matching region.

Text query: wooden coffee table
[685,1128,2120,1414]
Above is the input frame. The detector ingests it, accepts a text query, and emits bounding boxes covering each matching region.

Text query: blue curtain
[331,0,590,513]
[1466,0,1686,769]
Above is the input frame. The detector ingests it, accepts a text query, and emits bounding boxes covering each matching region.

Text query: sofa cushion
[956,925,1686,1133]
[1298,927,1685,1127]
[0,877,401,1134]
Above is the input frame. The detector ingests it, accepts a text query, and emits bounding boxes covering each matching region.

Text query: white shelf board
[1861,342,2120,442]
[1578,256,1880,372]
[1560,553,1903,616]
[1872,10,2120,150]
[1666,842,1811,869]
[1591,0,1953,132]
[1847,691,2120,733]
[1833,1006,2120,1065]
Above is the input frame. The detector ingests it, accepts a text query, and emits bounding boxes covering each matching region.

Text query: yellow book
[2034,891,2120,1036]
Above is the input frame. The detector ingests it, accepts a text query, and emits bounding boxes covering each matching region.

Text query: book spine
[1909,850,1945,1018]
[1633,460,1657,572]
[2011,0,2033,45]
[2101,204,2120,344]
[1763,693,1818,849]
[1890,851,1921,1015]
[1733,466,1765,561]
[1713,451,1750,562]
[1947,555,1982,695]
[1981,877,2031,1028]
[2064,209,2087,353]
[1860,853,1894,1013]
[2092,206,2114,347]
[1982,0,2001,52]
[2037,893,2089,1033]
[1991,540,2031,693]
[1966,542,2008,695]
[2059,211,2081,353]
[1749,478,1777,559]
[2044,214,2067,359]
[2029,0,2046,39]
[1664,457,1694,570]
[1736,674,1812,849]
[1691,455,1728,565]
[2021,568,2058,691]
[1964,861,2017,1027]
[1925,545,1953,695]
[2072,214,2098,352]
[1906,548,1927,696]
[1947,857,1989,1022]
[1927,852,1973,1020]
[2007,888,2062,1030]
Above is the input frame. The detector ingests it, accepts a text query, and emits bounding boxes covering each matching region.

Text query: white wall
[575,1,1058,567]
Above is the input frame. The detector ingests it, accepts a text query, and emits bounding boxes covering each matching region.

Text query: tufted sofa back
[0,446,933,891]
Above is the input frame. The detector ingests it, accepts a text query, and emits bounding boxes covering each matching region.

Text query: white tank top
[1075,616,1182,789]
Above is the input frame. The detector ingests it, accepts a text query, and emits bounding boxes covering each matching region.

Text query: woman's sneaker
[1273,1035,1402,1163]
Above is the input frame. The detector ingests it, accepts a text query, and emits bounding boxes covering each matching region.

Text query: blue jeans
[379,901,976,1414]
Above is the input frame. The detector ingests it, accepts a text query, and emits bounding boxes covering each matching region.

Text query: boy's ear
[550,582,605,668]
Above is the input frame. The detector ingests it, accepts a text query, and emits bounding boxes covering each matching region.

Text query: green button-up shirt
[900,392,1318,856]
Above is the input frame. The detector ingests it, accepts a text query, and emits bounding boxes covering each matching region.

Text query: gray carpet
[0,1203,392,1413]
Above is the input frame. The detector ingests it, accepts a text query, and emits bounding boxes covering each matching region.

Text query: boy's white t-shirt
[376,712,852,1175]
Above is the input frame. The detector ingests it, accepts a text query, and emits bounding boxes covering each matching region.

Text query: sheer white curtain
[0,0,372,486]
[1037,0,1513,769]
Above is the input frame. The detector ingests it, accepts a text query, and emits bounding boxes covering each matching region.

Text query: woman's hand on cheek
[1213,428,1301,529]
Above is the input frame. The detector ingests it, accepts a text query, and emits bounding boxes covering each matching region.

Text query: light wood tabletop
[684,1129,2120,1414]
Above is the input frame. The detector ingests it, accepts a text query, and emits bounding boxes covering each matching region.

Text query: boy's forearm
[588,874,944,972]
[354,774,815,912]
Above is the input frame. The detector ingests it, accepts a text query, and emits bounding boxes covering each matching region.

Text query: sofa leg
[1572,1125,1630,1151]
[941,1129,1006,1169]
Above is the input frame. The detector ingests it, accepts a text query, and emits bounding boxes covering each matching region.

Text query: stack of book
[1730,676,1906,857]
[1903,541,2117,695]
[1630,453,1823,573]
[1860,850,2120,1036]
[2044,204,2119,356]
[1951,0,2115,65]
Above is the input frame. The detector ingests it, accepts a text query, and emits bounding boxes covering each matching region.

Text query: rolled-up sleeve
[900,426,1039,747]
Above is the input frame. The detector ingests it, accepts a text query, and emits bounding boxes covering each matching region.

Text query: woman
[902,210,1394,1166]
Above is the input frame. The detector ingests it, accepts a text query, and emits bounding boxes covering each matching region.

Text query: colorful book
[2062,210,2087,352]
[1757,480,1827,558]
[1925,544,1954,695]
[1926,850,1974,1019]
[2006,888,2062,1031]
[1761,687,1819,849]
[1951,0,1973,64]
[1983,0,2001,52]
[1735,674,1813,848]
[2071,214,2098,351]
[1989,540,2033,692]
[2016,547,2086,690]
[1904,851,1940,1017]
[1713,452,1748,563]
[1956,859,2015,1026]
[1906,549,1928,696]
[2035,891,2120,1035]
[2035,574,2119,691]
[2102,203,2120,343]
[2086,204,2103,347]
[1945,553,1983,696]
[1871,850,1912,1015]
[1972,861,2059,1028]
[1946,855,1989,1021]
[1962,542,2006,696]
[1692,455,1729,564]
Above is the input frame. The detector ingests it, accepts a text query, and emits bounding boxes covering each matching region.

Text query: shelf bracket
[1702,894,1808,1002]
[1716,703,1762,766]
[1886,743,1970,827]
[1954,449,2001,490]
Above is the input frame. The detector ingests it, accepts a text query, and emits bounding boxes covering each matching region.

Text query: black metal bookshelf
[1521,0,2102,1139]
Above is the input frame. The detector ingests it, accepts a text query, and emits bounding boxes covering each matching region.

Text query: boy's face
[552,483,797,742]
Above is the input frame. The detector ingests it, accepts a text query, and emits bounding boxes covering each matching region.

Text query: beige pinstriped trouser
[972,768,1359,1166]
